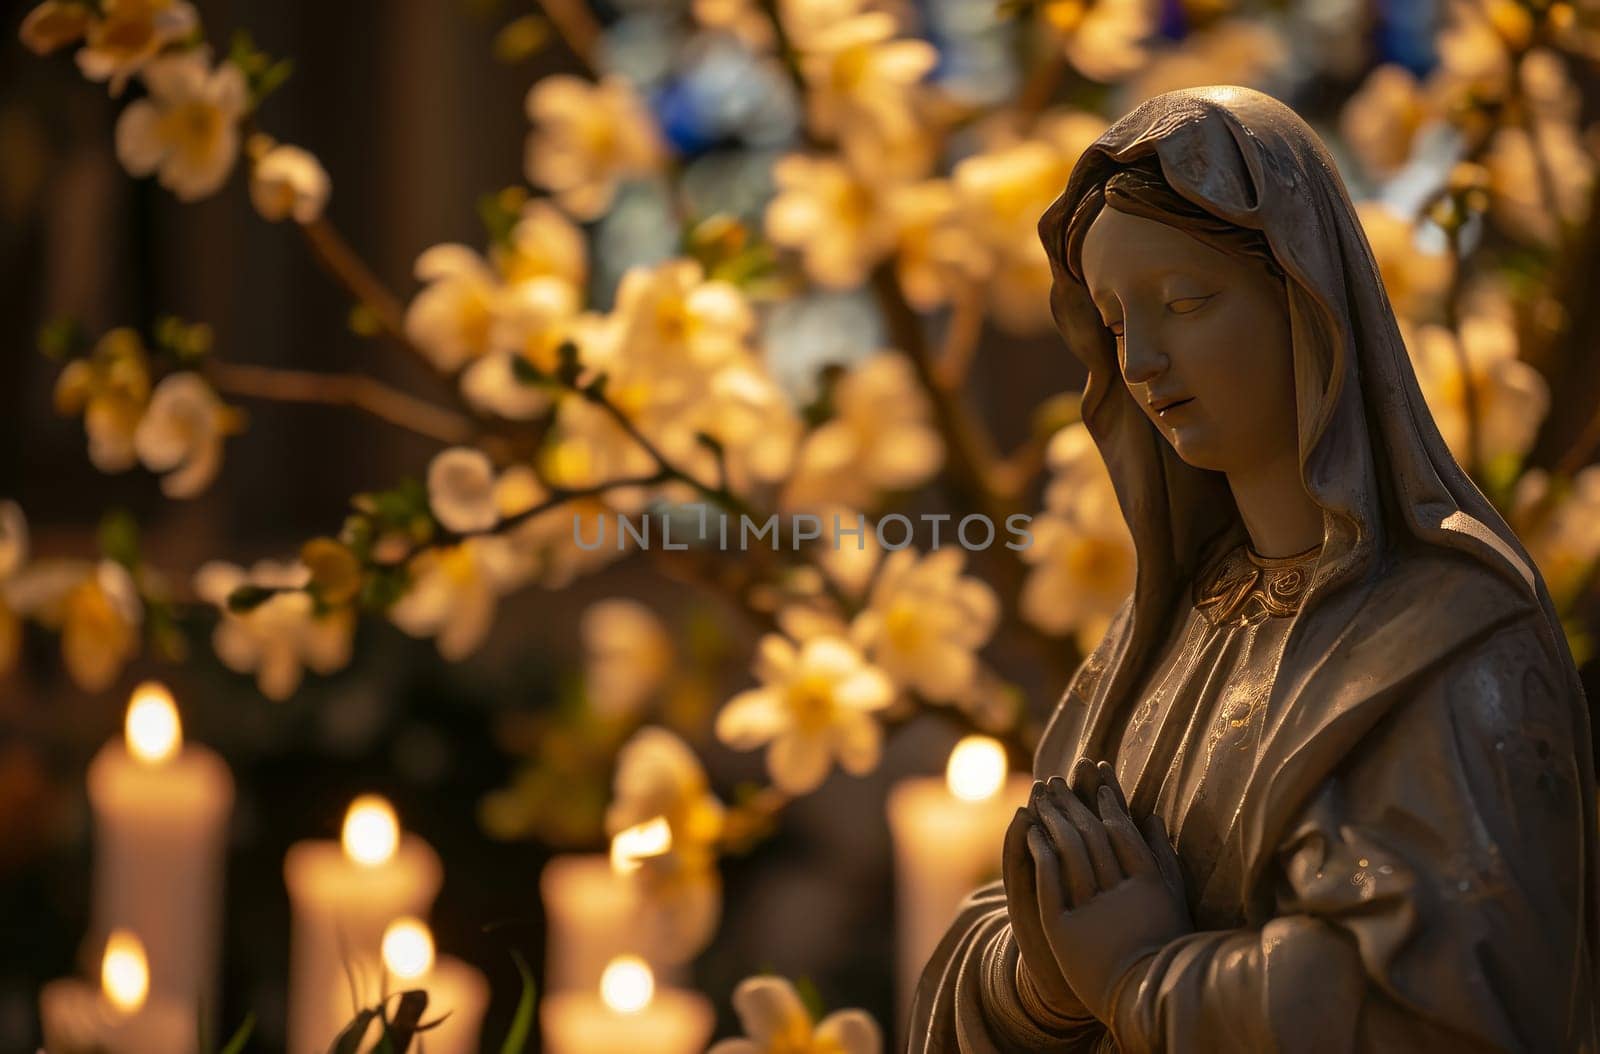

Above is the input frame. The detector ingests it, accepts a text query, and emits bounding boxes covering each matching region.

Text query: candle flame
[342,795,399,867]
[125,682,182,765]
[101,930,149,1014]
[610,816,673,875]
[381,917,435,981]
[600,955,654,1014]
[946,735,1007,802]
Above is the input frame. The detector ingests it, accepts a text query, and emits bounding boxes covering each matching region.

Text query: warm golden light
[381,917,435,981]
[599,955,654,1014]
[125,682,182,765]
[101,929,149,1014]
[341,794,399,867]
[610,816,673,875]
[946,735,1008,802]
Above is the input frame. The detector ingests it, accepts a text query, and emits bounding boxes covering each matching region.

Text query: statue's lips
[1152,397,1196,417]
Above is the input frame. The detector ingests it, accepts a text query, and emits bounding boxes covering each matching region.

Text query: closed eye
[1168,294,1216,315]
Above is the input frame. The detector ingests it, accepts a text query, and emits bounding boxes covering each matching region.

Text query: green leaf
[37,317,88,360]
[226,584,278,613]
[510,354,545,385]
[98,509,142,569]
[217,1012,256,1054]
[326,1007,378,1054]
[555,341,583,386]
[477,187,527,248]
[498,950,537,1054]
[794,974,826,1021]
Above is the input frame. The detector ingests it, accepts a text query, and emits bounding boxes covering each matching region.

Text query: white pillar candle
[86,682,233,1023]
[540,854,684,993]
[284,795,442,1054]
[887,736,1032,1029]
[541,956,713,1054]
[40,930,194,1054]
[380,919,488,1054]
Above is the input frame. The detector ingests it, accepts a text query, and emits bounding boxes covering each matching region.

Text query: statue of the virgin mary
[906,86,1599,1052]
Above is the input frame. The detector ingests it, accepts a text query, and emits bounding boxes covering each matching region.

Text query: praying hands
[1002,758,1194,1027]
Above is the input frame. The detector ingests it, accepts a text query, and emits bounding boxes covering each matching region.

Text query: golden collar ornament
[1194,542,1322,627]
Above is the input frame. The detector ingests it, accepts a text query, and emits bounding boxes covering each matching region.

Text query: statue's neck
[1225,448,1323,558]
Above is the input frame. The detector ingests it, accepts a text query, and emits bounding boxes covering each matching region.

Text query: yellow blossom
[1039,0,1153,83]
[248,142,331,224]
[795,12,938,176]
[849,548,998,704]
[1404,307,1549,472]
[195,560,354,700]
[404,245,502,373]
[9,559,142,693]
[19,2,95,56]
[524,74,667,221]
[389,538,526,660]
[493,198,589,291]
[765,154,896,290]
[784,353,942,511]
[1357,203,1453,322]
[709,975,882,1054]
[54,328,152,474]
[716,633,895,794]
[133,372,241,498]
[114,50,246,201]
[606,727,726,962]
[75,0,199,95]
[583,600,674,721]
[1513,467,1600,608]
[426,447,500,534]
[1021,424,1134,651]
[1341,65,1436,181]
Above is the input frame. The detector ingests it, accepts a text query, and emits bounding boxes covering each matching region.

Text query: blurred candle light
[284,794,442,1054]
[343,794,400,866]
[542,955,712,1054]
[540,854,684,994]
[379,918,487,1054]
[610,816,673,875]
[887,736,1031,1034]
[125,682,181,764]
[39,930,192,1053]
[100,930,148,1014]
[86,682,232,1031]
[600,955,654,1013]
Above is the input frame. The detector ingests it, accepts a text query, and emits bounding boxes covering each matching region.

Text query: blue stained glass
[1375,0,1439,75]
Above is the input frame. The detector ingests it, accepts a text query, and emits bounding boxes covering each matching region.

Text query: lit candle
[887,736,1032,1026]
[541,955,713,1054]
[86,682,233,1022]
[540,853,684,993]
[284,795,443,1054]
[39,930,193,1053]
[380,918,488,1054]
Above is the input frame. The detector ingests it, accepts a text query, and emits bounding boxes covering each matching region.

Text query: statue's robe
[906,85,1599,1053]
[907,551,1595,1052]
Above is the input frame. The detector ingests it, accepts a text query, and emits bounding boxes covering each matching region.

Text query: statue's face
[1080,207,1297,476]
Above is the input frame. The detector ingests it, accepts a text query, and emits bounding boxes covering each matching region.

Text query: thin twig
[298,218,412,351]
[870,264,1013,524]
[534,0,604,72]
[207,361,478,445]
[933,281,987,390]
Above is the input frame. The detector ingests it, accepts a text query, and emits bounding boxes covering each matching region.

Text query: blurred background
[2,0,1598,1050]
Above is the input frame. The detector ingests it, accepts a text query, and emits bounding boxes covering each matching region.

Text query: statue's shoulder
[1356,545,1539,639]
